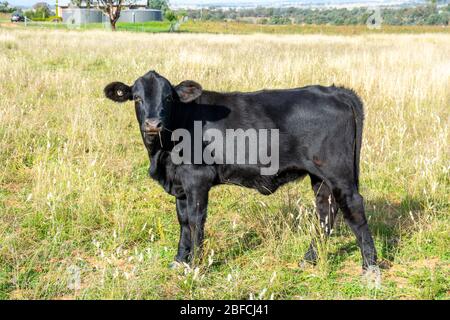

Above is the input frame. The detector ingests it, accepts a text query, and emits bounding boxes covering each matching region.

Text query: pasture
[0,17,449,34]
[0,28,449,299]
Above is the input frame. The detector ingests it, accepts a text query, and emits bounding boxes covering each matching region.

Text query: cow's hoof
[298,259,315,270]
[168,261,183,270]
[362,265,382,289]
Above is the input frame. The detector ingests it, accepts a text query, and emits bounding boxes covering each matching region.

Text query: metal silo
[117,9,163,23]
[62,8,103,24]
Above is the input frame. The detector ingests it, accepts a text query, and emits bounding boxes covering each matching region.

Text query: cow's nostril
[144,118,162,131]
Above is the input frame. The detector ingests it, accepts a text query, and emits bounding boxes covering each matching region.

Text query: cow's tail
[340,88,364,190]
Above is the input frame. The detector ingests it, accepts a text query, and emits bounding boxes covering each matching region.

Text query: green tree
[165,9,178,32]
[0,1,15,13]
[165,9,176,22]
[70,0,91,8]
[148,0,168,13]
[26,2,52,19]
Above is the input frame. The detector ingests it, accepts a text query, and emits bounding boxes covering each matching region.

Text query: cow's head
[104,70,202,137]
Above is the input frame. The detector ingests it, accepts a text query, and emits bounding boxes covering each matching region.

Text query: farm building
[58,5,163,24]
[117,9,163,23]
[61,8,103,24]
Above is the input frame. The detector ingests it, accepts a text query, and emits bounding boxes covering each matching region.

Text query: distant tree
[165,9,178,31]
[148,0,169,13]
[33,2,50,11]
[177,9,187,18]
[165,9,175,21]
[426,13,440,24]
[97,0,135,31]
[0,1,15,13]
[167,5,449,27]
[28,2,52,19]
[269,15,290,25]
[70,0,91,8]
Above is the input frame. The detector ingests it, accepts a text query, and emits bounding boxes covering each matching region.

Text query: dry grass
[0,28,449,300]
[1,19,448,35]
[181,21,450,35]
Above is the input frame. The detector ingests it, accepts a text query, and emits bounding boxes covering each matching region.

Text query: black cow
[104,70,377,272]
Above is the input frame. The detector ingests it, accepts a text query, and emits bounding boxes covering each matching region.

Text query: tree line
[2,0,448,27]
[176,5,449,26]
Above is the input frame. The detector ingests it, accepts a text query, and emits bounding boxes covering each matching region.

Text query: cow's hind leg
[301,174,339,266]
[336,184,380,287]
[333,182,377,270]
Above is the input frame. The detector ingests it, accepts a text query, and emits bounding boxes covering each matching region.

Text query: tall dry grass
[0,28,449,299]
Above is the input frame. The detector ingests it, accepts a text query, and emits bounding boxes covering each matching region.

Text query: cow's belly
[218,165,307,195]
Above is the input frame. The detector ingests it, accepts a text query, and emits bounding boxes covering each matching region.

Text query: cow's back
[199,85,353,137]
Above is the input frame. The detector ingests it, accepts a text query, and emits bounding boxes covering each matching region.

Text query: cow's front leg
[185,186,209,265]
[174,197,191,264]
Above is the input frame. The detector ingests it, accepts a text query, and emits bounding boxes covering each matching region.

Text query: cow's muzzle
[143,118,162,135]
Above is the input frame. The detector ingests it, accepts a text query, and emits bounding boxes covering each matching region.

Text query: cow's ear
[174,80,202,103]
[104,82,132,103]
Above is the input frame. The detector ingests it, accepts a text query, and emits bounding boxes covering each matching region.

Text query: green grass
[1,18,448,35]
[116,21,172,32]
[0,28,449,300]
[0,19,173,33]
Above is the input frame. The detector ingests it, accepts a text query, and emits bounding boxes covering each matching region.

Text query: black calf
[104,70,377,271]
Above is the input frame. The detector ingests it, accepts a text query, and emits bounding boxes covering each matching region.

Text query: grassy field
[0,28,449,300]
[0,19,173,33]
[1,16,449,34]
[180,20,450,34]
